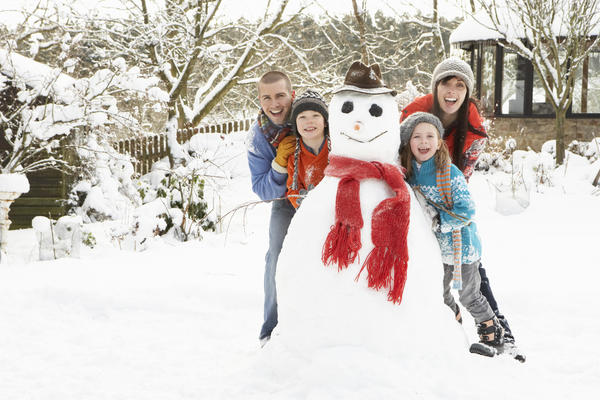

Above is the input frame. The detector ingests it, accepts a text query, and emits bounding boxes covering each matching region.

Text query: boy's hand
[274,135,296,168]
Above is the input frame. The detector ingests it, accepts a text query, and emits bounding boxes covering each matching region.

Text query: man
[246,71,296,346]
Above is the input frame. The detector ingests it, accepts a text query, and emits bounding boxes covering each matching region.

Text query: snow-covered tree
[0,47,167,175]
[471,0,600,165]
[0,0,169,175]
[86,0,301,166]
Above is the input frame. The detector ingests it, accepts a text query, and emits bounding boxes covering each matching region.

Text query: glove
[274,135,296,168]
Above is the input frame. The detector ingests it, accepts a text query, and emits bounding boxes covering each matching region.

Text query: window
[501,51,528,114]
[532,71,554,114]
[572,51,600,114]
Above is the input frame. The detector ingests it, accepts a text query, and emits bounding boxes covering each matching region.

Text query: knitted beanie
[431,57,474,95]
[399,112,445,147]
[290,89,328,134]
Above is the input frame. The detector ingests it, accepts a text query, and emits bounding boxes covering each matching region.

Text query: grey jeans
[443,261,495,324]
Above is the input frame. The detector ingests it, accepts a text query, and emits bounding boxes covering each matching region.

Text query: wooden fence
[115,118,253,175]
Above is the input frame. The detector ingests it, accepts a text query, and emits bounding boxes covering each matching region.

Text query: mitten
[274,135,296,168]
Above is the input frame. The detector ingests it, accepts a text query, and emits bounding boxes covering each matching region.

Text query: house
[450,12,600,150]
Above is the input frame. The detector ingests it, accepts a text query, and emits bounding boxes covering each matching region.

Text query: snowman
[273,62,466,361]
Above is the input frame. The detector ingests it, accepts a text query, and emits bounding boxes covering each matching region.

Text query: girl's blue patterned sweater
[408,157,482,265]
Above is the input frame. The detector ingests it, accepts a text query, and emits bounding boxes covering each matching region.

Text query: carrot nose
[354,124,361,131]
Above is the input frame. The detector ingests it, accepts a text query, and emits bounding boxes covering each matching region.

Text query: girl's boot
[477,317,504,347]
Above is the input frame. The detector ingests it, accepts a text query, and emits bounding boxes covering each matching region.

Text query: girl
[286,89,329,208]
[399,112,504,350]
[401,57,516,344]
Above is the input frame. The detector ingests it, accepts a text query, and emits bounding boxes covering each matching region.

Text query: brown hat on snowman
[332,61,397,96]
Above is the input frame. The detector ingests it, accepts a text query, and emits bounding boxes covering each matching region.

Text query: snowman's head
[329,90,400,163]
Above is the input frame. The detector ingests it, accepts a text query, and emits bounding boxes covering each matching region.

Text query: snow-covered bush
[475,134,600,213]
[138,162,216,242]
[32,215,82,261]
[69,132,141,223]
[65,128,245,251]
[566,139,600,163]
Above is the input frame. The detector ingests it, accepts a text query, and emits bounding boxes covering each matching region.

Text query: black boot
[477,317,504,347]
[496,313,514,343]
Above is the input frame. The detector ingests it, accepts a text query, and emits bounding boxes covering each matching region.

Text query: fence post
[137,138,142,174]
[142,137,149,174]
[160,135,166,158]
[153,136,159,164]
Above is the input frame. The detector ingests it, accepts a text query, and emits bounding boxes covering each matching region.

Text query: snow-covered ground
[1,132,600,399]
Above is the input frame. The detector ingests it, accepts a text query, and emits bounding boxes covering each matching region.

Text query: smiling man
[246,70,296,347]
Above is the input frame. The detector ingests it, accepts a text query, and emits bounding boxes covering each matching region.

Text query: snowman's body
[276,88,466,358]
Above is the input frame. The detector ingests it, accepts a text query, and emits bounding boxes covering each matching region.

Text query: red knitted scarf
[322,155,411,304]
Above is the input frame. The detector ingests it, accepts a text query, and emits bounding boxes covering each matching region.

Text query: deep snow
[1,132,600,399]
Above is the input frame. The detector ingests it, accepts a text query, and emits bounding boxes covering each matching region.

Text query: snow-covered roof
[450,9,600,45]
[0,48,77,104]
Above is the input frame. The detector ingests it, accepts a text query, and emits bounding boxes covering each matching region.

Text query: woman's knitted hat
[399,112,445,147]
[431,57,474,95]
[290,89,328,133]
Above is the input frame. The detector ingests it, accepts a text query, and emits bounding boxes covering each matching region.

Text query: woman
[400,58,517,347]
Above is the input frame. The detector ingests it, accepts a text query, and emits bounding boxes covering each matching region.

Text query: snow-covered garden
[2,0,600,398]
[1,129,599,399]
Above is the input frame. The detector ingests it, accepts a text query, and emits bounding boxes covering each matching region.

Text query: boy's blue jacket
[246,118,288,201]
[408,157,482,265]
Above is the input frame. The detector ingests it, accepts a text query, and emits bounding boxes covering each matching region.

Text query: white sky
[1,0,468,28]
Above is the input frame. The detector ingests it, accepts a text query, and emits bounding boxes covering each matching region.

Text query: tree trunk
[555,109,567,165]
[432,0,446,59]
[166,105,179,168]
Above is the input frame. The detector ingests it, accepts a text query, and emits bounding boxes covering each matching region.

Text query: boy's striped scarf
[321,155,411,304]
[257,110,291,148]
[290,136,331,191]
[437,161,463,290]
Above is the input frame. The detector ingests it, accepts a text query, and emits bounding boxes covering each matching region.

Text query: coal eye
[369,104,383,117]
[341,101,353,113]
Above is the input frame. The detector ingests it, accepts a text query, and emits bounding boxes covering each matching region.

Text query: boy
[286,89,329,209]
